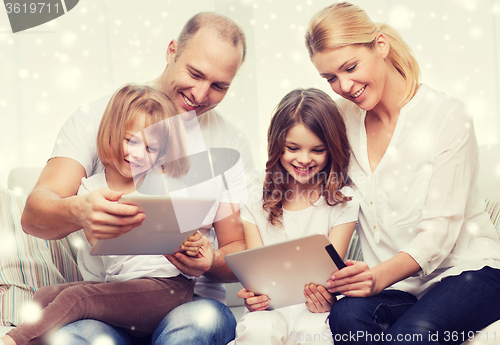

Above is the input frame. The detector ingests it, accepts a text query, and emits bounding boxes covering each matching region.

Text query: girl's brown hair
[97,83,189,178]
[305,1,421,106]
[263,88,351,227]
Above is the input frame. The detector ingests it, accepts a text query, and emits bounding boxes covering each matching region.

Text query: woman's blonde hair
[305,1,421,106]
[97,83,189,178]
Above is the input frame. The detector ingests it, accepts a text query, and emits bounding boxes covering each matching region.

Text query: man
[21,12,254,345]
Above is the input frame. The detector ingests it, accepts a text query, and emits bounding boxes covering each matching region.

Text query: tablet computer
[90,195,216,255]
[224,234,346,310]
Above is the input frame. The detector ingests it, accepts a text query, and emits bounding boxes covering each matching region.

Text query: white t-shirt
[338,84,500,298]
[241,184,359,245]
[50,94,256,302]
[75,173,185,283]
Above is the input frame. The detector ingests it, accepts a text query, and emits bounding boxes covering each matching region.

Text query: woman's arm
[326,252,421,297]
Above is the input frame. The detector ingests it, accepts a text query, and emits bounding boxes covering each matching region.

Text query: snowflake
[61,31,77,46]
[470,27,482,39]
[22,301,43,324]
[388,6,413,29]
[72,237,85,250]
[291,51,303,63]
[280,79,291,88]
[194,306,218,329]
[92,335,115,345]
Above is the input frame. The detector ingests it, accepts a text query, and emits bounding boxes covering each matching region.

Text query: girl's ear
[376,33,390,59]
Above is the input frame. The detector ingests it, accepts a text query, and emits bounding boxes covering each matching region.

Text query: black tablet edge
[325,244,347,270]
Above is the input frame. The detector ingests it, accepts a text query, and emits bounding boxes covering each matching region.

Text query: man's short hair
[176,12,246,64]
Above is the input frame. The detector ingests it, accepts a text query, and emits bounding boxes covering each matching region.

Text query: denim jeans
[51,298,237,345]
[329,266,500,345]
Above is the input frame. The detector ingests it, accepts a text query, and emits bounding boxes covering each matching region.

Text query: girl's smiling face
[280,123,328,185]
[118,114,161,179]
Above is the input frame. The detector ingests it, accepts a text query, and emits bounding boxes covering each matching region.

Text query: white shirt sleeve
[240,184,263,225]
[50,95,110,177]
[329,186,360,228]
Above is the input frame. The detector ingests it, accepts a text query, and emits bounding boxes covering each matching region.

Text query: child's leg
[33,281,99,308]
[3,281,103,345]
[288,305,332,345]
[233,307,290,344]
[7,275,194,345]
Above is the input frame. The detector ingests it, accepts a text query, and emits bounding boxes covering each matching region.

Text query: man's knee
[153,299,236,345]
[51,320,131,345]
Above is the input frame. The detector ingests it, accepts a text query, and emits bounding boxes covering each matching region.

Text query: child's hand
[181,231,203,257]
[304,283,334,313]
[237,288,270,312]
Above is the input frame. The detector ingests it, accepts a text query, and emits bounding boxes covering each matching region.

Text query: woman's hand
[304,283,334,313]
[237,288,270,312]
[326,260,378,297]
[181,231,203,257]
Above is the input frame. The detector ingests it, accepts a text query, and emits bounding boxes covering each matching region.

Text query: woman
[305,2,500,344]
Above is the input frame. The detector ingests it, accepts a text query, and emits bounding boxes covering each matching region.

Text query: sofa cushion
[485,199,500,236]
[0,186,81,326]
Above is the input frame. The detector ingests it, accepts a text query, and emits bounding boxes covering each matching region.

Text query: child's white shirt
[75,173,184,283]
[233,183,359,345]
[241,183,359,245]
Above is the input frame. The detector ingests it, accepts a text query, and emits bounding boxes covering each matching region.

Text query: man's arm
[22,157,144,240]
[166,202,245,282]
[204,203,245,282]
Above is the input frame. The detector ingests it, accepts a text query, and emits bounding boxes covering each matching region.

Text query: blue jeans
[329,266,500,345]
[51,298,236,345]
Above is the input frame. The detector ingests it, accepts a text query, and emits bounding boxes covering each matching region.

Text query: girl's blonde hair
[305,1,421,106]
[263,88,351,227]
[97,83,189,178]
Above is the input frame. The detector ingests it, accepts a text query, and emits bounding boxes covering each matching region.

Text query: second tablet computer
[225,234,346,309]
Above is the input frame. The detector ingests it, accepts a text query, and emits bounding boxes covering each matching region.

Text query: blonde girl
[1,84,200,345]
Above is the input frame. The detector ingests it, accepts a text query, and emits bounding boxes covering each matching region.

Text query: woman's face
[310,37,389,111]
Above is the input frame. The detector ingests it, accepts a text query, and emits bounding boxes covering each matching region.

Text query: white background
[1,0,499,187]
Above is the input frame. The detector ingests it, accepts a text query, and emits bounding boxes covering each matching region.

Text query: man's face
[163,27,243,116]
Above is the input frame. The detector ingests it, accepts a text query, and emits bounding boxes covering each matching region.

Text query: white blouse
[338,84,500,298]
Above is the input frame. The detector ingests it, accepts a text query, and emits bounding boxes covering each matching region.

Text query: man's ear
[376,33,390,59]
[166,40,177,63]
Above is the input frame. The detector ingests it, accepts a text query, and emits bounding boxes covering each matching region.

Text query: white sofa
[2,144,500,343]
